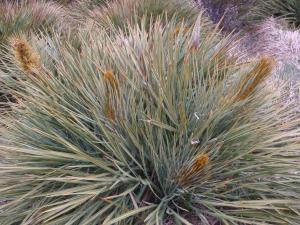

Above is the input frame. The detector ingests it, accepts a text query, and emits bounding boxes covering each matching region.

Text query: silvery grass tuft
[251,0,300,27]
[77,0,111,9]
[0,0,66,44]
[0,16,300,225]
[0,0,73,111]
[83,0,205,31]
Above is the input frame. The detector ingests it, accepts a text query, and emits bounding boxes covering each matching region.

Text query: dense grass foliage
[205,0,300,29]
[0,17,300,224]
[0,0,65,44]
[0,0,300,225]
[254,0,300,27]
[85,0,203,31]
[0,0,73,111]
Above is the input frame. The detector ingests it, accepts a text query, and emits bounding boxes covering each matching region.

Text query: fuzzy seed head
[103,71,119,121]
[10,37,40,74]
[176,153,209,186]
[192,153,209,172]
[235,57,275,101]
[104,71,118,92]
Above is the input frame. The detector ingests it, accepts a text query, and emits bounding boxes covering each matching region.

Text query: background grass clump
[0,0,66,44]
[0,0,69,110]
[252,0,300,27]
[83,0,205,32]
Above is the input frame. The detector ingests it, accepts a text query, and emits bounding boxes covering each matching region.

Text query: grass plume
[235,57,275,101]
[9,37,41,75]
[176,154,209,186]
[103,71,118,121]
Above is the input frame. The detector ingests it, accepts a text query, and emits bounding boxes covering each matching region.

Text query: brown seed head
[176,153,209,186]
[191,153,209,172]
[104,71,118,92]
[9,37,40,74]
[235,57,275,101]
[103,71,119,121]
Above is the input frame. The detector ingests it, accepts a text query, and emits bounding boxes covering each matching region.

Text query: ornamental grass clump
[0,17,300,225]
